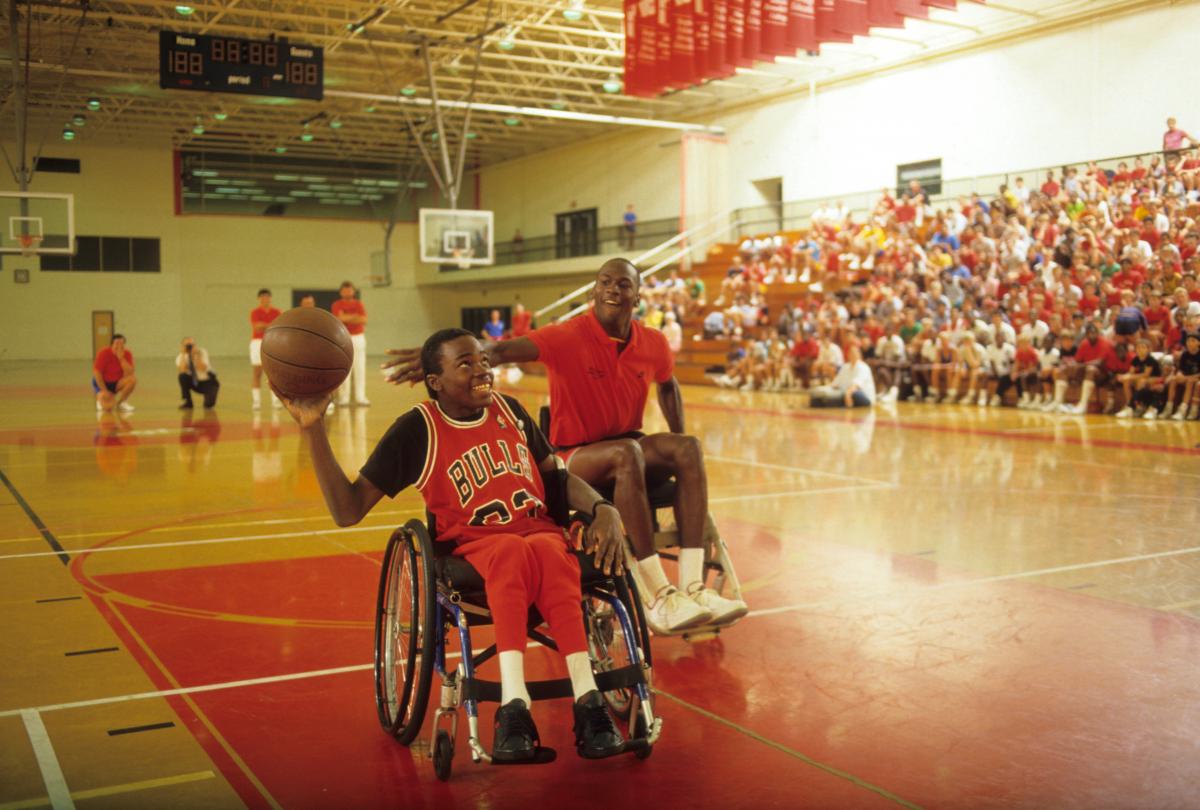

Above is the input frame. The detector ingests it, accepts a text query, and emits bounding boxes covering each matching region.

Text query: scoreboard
[159,30,323,100]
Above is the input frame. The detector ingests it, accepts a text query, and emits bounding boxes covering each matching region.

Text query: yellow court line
[0,771,216,810]
[1157,597,1200,612]
[654,688,923,810]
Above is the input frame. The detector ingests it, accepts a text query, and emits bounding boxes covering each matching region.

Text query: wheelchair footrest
[463,666,646,704]
[492,747,557,765]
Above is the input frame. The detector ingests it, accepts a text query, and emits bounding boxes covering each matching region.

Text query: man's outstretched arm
[381,336,541,385]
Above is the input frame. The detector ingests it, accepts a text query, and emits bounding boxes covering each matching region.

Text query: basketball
[261,307,353,397]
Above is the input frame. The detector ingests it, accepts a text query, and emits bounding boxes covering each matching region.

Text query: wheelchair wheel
[585,596,634,722]
[374,521,436,744]
[432,730,453,781]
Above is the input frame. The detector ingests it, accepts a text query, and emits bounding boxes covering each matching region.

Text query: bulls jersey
[360,394,559,545]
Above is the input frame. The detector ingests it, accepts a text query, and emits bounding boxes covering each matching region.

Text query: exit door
[92,311,114,357]
[555,208,598,259]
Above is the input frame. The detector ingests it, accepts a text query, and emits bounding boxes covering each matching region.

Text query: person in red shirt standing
[273,329,627,762]
[250,288,282,411]
[510,302,533,338]
[384,259,747,635]
[93,334,137,413]
[331,281,369,408]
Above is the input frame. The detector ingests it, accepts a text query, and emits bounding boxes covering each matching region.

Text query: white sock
[565,651,598,700]
[499,650,531,706]
[636,555,670,600]
[679,547,705,592]
[251,387,261,406]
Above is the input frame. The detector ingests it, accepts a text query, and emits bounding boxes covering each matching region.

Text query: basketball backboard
[0,192,75,255]
[419,208,494,267]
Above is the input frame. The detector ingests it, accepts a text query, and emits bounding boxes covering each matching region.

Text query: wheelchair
[537,407,745,640]
[372,472,661,782]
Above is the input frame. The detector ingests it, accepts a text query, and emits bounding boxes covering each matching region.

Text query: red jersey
[251,306,281,339]
[94,346,133,383]
[1015,346,1039,370]
[1074,337,1114,365]
[360,395,557,546]
[529,309,674,448]
[332,299,367,336]
[511,309,533,338]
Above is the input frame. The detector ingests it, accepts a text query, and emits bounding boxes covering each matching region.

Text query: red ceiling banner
[624,0,642,96]
[787,0,818,53]
[890,0,928,18]
[834,0,870,37]
[670,0,697,86]
[814,1,853,44]
[633,0,662,96]
[693,0,712,80]
[708,0,736,77]
[761,0,790,56]
[743,0,766,64]
[866,0,906,28]
[656,0,677,89]
[727,0,749,67]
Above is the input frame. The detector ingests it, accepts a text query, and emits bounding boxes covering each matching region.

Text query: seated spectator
[662,311,682,355]
[1013,336,1042,408]
[703,308,730,339]
[813,333,844,384]
[983,332,1016,406]
[809,345,875,408]
[1160,332,1200,420]
[789,328,820,390]
[511,303,533,338]
[1051,323,1112,414]
[1115,339,1163,418]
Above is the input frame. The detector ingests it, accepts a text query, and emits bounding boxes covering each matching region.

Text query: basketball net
[18,233,42,257]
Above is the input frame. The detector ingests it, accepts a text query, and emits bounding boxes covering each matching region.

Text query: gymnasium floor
[2,358,1198,809]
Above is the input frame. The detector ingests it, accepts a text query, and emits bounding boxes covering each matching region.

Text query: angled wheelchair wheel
[585,595,633,722]
[374,520,436,744]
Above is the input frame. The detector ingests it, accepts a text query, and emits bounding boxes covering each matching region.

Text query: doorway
[461,306,511,339]
[751,177,784,232]
[92,311,114,357]
[555,208,598,259]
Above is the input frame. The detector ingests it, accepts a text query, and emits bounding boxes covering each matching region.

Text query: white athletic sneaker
[644,585,712,635]
[880,387,899,404]
[1172,407,1187,421]
[977,391,988,407]
[1114,407,1133,418]
[118,402,134,413]
[685,584,748,626]
[924,393,939,403]
[1190,405,1199,420]
[1143,408,1158,420]
[1017,394,1030,409]
[989,395,1002,407]
[355,399,371,407]
[1160,405,1175,420]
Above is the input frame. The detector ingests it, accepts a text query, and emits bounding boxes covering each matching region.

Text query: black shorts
[101,380,117,394]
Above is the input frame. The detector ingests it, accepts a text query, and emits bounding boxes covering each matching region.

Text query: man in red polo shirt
[332,281,369,408]
[384,259,747,635]
[93,333,137,413]
[250,288,282,411]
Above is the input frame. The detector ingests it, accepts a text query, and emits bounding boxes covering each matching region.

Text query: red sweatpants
[453,531,587,656]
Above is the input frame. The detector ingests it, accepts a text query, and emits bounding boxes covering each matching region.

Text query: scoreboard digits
[159,30,323,100]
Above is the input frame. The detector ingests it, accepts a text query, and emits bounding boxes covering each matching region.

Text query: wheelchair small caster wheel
[433,730,453,781]
[633,714,653,760]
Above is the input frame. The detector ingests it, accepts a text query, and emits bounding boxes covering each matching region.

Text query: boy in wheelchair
[274,328,631,762]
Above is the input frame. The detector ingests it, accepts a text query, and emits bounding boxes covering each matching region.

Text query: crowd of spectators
[660,127,1200,419]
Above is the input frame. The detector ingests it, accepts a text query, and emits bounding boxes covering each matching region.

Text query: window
[40,236,162,273]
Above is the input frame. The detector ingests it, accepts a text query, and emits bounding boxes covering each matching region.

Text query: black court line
[64,646,119,657]
[36,596,83,604]
[107,721,176,736]
[0,468,69,566]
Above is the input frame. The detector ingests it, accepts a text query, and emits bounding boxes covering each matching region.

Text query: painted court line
[0,771,216,810]
[20,710,74,810]
[746,544,1200,619]
[653,688,922,809]
[709,482,894,504]
[707,454,894,487]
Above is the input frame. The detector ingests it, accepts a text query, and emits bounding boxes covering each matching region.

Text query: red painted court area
[71,518,1200,809]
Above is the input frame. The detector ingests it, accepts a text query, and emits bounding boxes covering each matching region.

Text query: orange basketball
[261,307,353,397]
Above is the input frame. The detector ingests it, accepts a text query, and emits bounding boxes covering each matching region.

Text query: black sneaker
[572,690,624,759]
[493,699,538,762]
[178,401,194,410]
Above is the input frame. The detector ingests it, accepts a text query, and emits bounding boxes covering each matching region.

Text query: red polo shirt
[250,306,281,339]
[528,308,673,448]
[331,299,366,335]
[94,347,133,383]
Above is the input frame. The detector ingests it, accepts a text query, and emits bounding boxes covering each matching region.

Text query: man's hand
[270,382,332,429]
[380,347,423,386]
[585,504,625,577]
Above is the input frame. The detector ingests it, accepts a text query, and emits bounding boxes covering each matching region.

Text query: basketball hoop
[18,233,42,257]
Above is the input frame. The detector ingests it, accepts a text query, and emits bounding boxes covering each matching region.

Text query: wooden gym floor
[1,358,1198,809]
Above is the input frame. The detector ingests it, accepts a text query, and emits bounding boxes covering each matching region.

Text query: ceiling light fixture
[497,27,516,50]
[87,98,101,111]
[602,74,622,93]
[192,124,205,135]
[274,146,288,154]
[62,126,75,141]
[213,111,228,121]
[400,87,417,97]
[175,5,195,16]
[563,0,585,21]
[504,117,520,126]
[72,114,86,126]
[300,132,314,142]
[550,96,568,111]
[329,119,343,129]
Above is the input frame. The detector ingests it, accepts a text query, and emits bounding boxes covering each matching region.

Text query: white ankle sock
[251,388,261,406]
[499,650,531,706]
[679,547,705,591]
[636,555,670,599]
[565,651,598,700]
